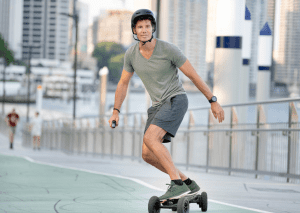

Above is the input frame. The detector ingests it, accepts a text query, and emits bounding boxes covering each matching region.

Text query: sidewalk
[1,133,300,213]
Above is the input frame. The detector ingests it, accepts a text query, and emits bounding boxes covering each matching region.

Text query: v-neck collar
[138,39,158,61]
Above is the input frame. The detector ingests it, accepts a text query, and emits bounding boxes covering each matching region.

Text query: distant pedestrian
[5,108,20,149]
[30,111,43,150]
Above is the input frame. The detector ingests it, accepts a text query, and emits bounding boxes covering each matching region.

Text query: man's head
[12,108,15,113]
[133,18,153,42]
[35,112,39,117]
[131,9,156,44]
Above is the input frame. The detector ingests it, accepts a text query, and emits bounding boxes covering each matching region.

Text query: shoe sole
[187,190,200,196]
[160,190,190,202]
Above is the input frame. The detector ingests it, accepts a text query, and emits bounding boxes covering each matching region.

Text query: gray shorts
[144,94,188,143]
[9,126,16,135]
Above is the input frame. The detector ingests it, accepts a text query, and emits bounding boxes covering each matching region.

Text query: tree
[108,53,125,84]
[0,34,14,66]
[0,33,14,115]
[92,42,125,80]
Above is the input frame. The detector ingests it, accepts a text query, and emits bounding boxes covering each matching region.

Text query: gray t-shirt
[124,39,187,107]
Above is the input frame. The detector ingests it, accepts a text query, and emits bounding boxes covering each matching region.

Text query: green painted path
[0,154,267,213]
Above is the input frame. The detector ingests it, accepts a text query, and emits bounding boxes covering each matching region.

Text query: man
[30,111,42,150]
[5,108,20,149]
[108,9,225,202]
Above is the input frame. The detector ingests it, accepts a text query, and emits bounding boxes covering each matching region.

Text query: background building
[0,0,24,59]
[76,1,89,55]
[21,0,70,61]
[93,10,133,48]
[273,0,300,90]
[160,0,208,84]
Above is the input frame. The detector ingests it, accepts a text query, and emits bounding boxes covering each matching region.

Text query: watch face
[212,96,217,102]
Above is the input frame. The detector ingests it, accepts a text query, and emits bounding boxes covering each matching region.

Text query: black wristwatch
[209,96,217,103]
[113,108,120,113]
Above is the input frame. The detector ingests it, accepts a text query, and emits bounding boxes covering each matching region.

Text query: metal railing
[22,97,300,183]
[0,114,9,136]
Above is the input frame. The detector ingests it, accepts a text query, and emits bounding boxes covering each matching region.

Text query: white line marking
[0,153,273,213]
[208,200,273,213]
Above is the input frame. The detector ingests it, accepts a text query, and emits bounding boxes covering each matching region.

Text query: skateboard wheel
[148,196,161,213]
[177,197,189,213]
[200,192,208,212]
[172,207,177,211]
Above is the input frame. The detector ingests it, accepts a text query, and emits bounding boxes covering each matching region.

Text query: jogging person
[108,9,225,202]
[5,108,20,149]
[30,111,43,150]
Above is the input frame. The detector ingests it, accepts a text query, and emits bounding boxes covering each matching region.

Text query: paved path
[0,133,299,213]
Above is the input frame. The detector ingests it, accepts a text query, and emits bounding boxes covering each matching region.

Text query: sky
[78,0,135,25]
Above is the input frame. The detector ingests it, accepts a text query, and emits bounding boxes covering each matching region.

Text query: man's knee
[142,143,150,162]
[143,124,166,145]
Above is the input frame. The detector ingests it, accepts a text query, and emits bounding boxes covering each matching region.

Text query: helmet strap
[133,34,154,45]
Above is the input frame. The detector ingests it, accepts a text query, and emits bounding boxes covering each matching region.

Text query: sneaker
[186,180,200,195]
[158,180,191,202]
[10,143,13,149]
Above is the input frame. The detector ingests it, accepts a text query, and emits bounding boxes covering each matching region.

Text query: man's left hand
[211,102,225,123]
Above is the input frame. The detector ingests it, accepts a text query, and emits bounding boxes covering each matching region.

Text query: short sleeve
[170,44,187,68]
[123,49,134,73]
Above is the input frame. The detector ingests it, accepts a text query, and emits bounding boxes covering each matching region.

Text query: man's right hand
[108,112,119,128]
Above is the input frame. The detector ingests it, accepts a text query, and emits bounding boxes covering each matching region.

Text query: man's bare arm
[113,69,134,113]
[108,69,134,128]
[179,59,225,123]
[179,60,213,100]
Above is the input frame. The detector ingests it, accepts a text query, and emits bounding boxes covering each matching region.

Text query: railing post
[206,110,211,173]
[50,121,53,150]
[111,117,114,159]
[85,120,89,155]
[255,105,261,179]
[287,102,292,183]
[139,114,145,163]
[121,115,126,160]
[101,125,105,159]
[71,121,75,154]
[132,114,137,161]
[186,111,195,170]
[229,107,233,175]
[78,120,81,154]
[93,118,97,156]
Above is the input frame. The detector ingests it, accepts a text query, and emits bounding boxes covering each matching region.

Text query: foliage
[92,42,125,82]
[13,59,27,66]
[0,33,14,66]
[108,53,125,84]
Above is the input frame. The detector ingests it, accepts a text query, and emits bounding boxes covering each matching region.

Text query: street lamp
[22,44,41,122]
[60,12,79,120]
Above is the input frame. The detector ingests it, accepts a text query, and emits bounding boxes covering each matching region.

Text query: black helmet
[131,9,156,34]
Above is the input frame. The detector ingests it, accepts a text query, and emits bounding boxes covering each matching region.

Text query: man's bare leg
[143,124,181,180]
[37,136,40,148]
[33,136,36,148]
[142,142,188,181]
[9,131,13,144]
